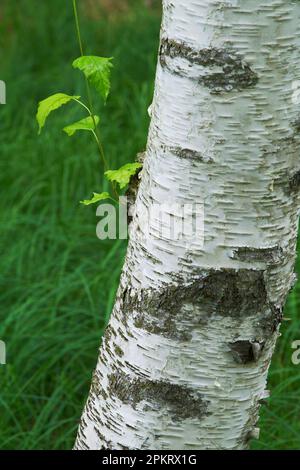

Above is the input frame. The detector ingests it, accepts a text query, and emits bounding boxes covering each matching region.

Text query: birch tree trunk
[75,0,300,450]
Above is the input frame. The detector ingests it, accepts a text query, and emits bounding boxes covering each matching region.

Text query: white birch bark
[75,0,300,450]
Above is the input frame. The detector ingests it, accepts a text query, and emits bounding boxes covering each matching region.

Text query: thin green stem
[75,102,121,201]
[72,0,84,56]
[74,98,111,174]
[91,130,108,168]
[72,0,108,170]
[73,98,91,115]
[72,0,119,199]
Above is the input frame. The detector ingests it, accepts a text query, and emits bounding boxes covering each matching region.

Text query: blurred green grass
[0,0,300,450]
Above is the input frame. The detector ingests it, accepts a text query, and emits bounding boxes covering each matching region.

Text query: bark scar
[159,38,258,93]
[108,371,210,422]
[230,246,283,264]
[228,340,265,364]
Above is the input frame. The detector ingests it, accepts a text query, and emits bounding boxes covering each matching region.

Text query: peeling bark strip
[75,0,300,451]
[159,38,258,93]
[108,371,209,422]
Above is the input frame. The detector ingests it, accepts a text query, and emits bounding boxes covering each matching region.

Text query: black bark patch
[114,344,124,358]
[159,38,258,93]
[167,146,212,163]
[103,324,115,348]
[292,117,300,133]
[124,269,269,341]
[108,371,209,422]
[125,157,143,224]
[269,304,284,332]
[231,246,283,264]
[289,169,300,192]
[228,340,265,364]
[91,370,108,400]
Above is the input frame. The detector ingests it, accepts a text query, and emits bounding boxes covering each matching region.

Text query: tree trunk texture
[75,0,300,450]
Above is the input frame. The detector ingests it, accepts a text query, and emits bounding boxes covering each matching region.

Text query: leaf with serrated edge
[105,163,143,189]
[80,192,110,206]
[73,56,113,101]
[36,93,80,134]
[63,115,100,136]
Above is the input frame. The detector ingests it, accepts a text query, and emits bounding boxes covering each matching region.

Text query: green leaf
[63,115,100,136]
[105,163,143,190]
[80,192,110,206]
[72,56,113,101]
[36,93,80,134]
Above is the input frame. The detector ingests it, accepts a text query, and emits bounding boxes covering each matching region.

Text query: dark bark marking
[124,269,269,341]
[292,116,300,133]
[167,146,213,163]
[159,38,258,93]
[269,304,284,332]
[231,246,283,264]
[91,370,108,400]
[124,151,145,224]
[114,344,124,358]
[103,324,115,348]
[228,340,265,364]
[289,169,300,192]
[108,371,209,422]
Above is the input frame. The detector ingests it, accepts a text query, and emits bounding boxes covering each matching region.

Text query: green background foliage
[0,0,299,450]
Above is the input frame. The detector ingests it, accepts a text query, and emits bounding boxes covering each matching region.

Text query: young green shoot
[36,0,143,207]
